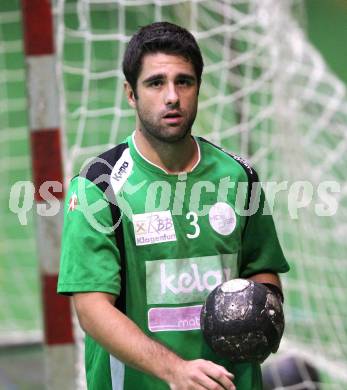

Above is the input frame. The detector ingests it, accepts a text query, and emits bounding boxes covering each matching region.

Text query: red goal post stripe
[21,0,74,350]
[22,0,54,56]
[30,129,64,202]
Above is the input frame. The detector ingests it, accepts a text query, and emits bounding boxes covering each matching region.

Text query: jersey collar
[129,131,201,176]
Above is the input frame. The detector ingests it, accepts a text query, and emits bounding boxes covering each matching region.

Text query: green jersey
[58,133,289,390]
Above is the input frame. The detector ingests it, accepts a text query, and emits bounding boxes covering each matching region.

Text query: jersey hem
[240,264,290,278]
[57,284,120,296]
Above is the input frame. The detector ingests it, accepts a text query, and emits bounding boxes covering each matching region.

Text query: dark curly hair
[122,22,204,98]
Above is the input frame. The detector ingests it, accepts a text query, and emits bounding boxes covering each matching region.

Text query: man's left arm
[239,186,290,281]
[247,272,282,289]
[247,272,284,303]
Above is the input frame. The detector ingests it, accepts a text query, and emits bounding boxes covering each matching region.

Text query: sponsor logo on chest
[133,210,177,246]
[146,254,238,304]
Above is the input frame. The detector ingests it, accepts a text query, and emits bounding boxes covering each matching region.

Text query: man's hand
[168,359,236,390]
[74,293,235,388]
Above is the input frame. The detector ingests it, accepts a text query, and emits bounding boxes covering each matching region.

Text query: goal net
[54,1,347,388]
[0,3,42,346]
[1,0,347,388]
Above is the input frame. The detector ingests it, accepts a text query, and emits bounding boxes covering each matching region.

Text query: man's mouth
[163,111,182,119]
[162,111,183,125]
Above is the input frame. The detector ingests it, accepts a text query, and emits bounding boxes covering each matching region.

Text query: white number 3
[186,211,200,239]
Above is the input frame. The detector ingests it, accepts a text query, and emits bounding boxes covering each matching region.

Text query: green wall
[305,0,347,85]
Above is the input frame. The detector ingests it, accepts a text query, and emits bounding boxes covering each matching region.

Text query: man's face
[126,53,199,143]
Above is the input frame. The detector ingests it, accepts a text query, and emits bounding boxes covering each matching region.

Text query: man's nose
[164,83,179,106]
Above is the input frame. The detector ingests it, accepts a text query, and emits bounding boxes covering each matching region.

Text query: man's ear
[124,81,136,108]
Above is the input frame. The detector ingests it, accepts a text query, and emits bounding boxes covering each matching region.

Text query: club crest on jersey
[209,202,237,235]
[68,192,78,212]
[133,210,177,246]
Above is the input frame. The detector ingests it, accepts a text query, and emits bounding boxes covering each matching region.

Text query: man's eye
[149,80,163,87]
[177,79,193,86]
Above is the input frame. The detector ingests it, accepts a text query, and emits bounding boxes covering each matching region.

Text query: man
[58,22,289,389]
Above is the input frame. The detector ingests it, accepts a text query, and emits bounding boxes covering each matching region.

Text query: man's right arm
[73,292,235,390]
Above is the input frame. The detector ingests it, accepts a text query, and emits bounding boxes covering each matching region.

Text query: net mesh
[54,1,347,388]
[1,0,347,388]
[0,3,42,346]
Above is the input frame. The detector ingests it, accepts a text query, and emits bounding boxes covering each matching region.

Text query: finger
[209,376,236,390]
[170,383,207,390]
[202,365,235,390]
[206,362,235,381]
[195,374,225,390]
[217,365,234,380]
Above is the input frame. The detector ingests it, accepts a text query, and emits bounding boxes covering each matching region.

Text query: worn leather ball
[200,278,284,363]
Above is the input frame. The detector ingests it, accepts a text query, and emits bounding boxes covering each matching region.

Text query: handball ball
[200,278,284,363]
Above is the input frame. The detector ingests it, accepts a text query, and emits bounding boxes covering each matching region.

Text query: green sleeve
[57,176,121,296]
[239,188,290,277]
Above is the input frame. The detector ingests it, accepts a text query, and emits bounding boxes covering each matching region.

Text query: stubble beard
[136,105,198,144]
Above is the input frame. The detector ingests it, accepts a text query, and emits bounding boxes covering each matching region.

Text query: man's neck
[134,129,199,174]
